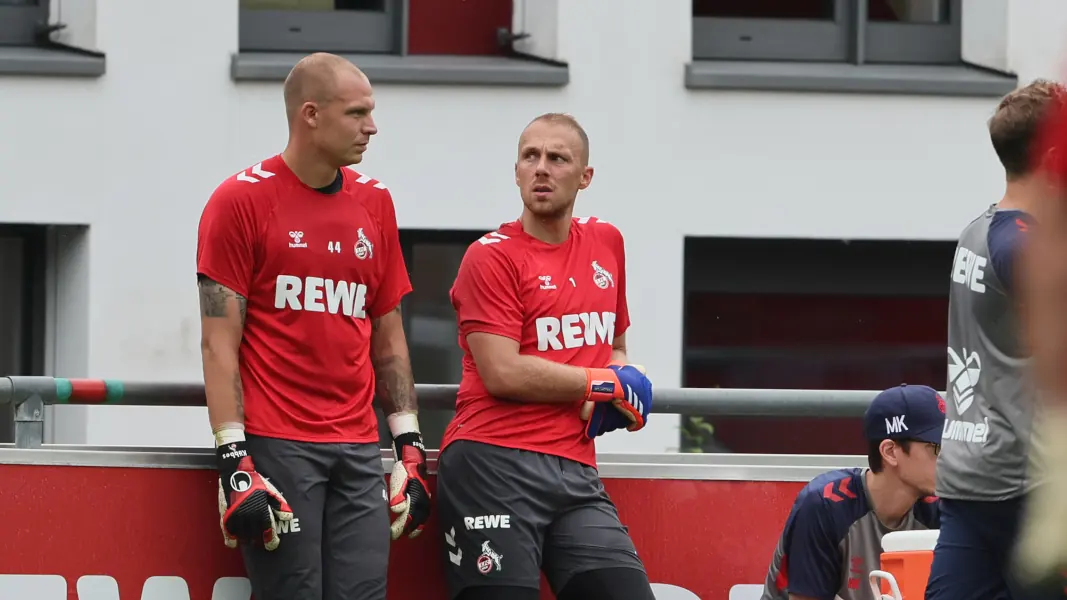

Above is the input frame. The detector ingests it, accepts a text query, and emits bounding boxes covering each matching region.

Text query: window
[692,0,961,65]
[0,225,47,444]
[240,0,513,56]
[0,0,48,46]
[374,229,484,449]
[233,0,565,86]
[240,0,402,54]
[681,237,954,455]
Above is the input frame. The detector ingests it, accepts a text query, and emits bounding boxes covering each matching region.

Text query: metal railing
[0,376,893,449]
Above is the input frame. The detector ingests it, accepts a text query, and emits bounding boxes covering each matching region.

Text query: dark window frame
[680,236,956,455]
[0,1,48,47]
[372,228,484,449]
[0,225,47,444]
[692,0,963,66]
[239,0,404,54]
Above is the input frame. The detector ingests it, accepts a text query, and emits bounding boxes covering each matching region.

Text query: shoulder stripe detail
[576,216,610,225]
[822,478,857,502]
[235,162,276,184]
[350,170,389,190]
[477,232,511,246]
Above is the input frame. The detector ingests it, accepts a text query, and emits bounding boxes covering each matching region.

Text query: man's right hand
[216,437,293,551]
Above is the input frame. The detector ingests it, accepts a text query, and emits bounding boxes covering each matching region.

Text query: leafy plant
[680,416,716,453]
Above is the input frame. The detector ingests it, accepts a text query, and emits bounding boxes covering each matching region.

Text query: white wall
[2,0,1066,451]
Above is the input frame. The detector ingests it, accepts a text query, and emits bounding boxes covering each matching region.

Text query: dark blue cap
[864,384,946,444]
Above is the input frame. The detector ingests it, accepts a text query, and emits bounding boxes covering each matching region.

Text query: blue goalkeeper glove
[582,363,653,439]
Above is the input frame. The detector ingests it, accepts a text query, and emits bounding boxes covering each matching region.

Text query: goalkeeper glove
[215,428,293,551]
[582,363,653,438]
[387,413,432,540]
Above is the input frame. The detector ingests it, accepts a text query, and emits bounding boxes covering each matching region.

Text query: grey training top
[937,204,1043,501]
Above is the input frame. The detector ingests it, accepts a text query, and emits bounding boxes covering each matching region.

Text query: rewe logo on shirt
[535,312,616,351]
[275,275,368,319]
[951,245,987,294]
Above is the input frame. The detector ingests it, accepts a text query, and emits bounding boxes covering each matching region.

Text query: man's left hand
[388,430,432,540]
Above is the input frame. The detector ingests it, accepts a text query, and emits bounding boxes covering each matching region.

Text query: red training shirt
[196,154,412,443]
[442,216,630,467]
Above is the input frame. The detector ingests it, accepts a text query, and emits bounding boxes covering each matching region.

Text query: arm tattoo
[232,370,245,421]
[373,355,417,415]
[198,276,247,324]
[371,306,416,414]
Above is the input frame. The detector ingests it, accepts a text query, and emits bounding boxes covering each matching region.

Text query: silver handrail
[0,376,909,449]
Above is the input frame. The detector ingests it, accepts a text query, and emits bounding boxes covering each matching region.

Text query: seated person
[760,384,945,600]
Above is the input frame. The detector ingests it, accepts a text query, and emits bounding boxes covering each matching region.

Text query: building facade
[1,0,1065,453]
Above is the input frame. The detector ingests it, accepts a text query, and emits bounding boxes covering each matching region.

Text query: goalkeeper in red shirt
[435,113,655,600]
[195,53,430,600]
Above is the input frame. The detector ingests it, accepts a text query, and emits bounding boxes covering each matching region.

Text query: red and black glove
[216,435,293,551]
[387,415,432,540]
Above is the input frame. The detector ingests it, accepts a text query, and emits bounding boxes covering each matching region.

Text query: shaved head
[514,112,594,220]
[523,113,590,164]
[283,52,367,123]
[281,52,378,169]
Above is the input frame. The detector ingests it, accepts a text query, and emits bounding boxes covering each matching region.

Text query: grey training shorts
[436,440,646,598]
[239,434,390,600]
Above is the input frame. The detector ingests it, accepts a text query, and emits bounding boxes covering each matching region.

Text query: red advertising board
[0,463,804,599]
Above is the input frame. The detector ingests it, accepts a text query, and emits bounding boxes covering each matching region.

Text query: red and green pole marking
[53,378,125,404]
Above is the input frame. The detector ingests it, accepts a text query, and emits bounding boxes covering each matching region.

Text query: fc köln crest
[591,261,614,289]
[354,228,374,260]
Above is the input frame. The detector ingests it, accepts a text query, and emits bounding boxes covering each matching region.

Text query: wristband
[584,368,619,401]
[387,412,420,438]
[214,425,246,448]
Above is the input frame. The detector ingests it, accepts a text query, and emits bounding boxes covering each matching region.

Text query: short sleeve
[196,185,257,298]
[783,494,844,599]
[449,243,523,342]
[368,190,413,318]
[610,225,630,338]
[988,210,1033,295]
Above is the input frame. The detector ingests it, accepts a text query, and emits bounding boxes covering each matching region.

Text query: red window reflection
[684,292,948,455]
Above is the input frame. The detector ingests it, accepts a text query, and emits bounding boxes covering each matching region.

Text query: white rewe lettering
[275,516,301,535]
[943,417,991,444]
[274,275,367,318]
[535,312,616,351]
[464,514,512,530]
[952,246,987,293]
[885,415,908,435]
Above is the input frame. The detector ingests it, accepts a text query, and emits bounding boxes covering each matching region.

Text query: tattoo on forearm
[232,370,245,421]
[374,355,417,414]
[370,305,400,333]
[198,276,247,323]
